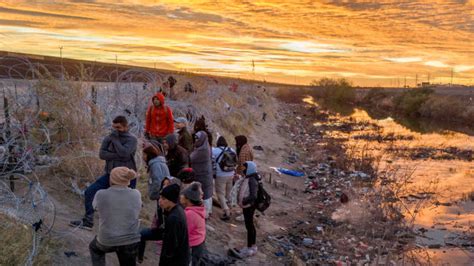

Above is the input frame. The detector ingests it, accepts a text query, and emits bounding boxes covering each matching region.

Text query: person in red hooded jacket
[145,92,174,142]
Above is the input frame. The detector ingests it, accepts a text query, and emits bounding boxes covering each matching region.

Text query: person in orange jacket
[145,92,174,142]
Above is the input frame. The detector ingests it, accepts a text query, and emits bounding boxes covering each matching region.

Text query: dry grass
[31,70,105,184]
[176,80,275,142]
[0,215,55,266]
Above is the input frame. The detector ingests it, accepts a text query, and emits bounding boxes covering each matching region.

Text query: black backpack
[216,147,237,172]
[255,179,271,213]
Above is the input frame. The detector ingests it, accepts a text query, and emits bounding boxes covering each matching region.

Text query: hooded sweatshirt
[238,161,260,208]
[99,131,137,174]
[184,205,206,247]
[190,131,213,199]
[145,93,174,138]
[148,156,171,200]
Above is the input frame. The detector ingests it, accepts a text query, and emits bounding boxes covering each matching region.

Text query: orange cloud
[0,0,472,86]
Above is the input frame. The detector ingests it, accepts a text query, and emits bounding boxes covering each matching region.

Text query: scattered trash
[64,251,78,258]
[302,238,314,246]
[253,145,264,151]
[288,154,298,164]
[349,171,371,181]
[275,251,285,257]
[272,167,305,177]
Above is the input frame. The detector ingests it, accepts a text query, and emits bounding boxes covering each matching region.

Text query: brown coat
[236,143,253,175]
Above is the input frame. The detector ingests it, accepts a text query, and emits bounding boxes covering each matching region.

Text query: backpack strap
[216,147,227,163]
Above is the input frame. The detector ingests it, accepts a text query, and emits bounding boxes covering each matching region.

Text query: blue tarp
[276,167,305,177]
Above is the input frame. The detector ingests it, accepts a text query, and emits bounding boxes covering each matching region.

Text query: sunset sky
[0,0,473,86]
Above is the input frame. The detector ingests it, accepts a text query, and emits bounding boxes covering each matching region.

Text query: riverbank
[291,94,474,264]
[277,81,474,133]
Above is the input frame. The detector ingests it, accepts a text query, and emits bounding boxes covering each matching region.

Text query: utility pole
[450,68,454,86]
[415,74,418,87]
[115,54,118,80]
[59,46,64,80]
[404,76,407,88]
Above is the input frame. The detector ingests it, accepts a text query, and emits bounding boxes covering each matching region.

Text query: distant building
[421,82,431,88]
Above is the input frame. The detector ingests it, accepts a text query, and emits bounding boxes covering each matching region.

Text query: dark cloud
[0,6,95,21]
[105,44,202,56]
[324,0,388,10]
[0,19,45,27]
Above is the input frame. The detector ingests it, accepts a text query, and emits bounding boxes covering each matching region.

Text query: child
[180,182,206,265]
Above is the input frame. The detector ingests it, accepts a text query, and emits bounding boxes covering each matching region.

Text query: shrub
[275,86,310,103]
[393,88,433,116]
[310,78,355,103]
[419,96,464,122]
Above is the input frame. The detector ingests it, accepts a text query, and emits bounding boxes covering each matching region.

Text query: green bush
[419,96,464,122]
[393,88,433,116]
[310,78,355,103]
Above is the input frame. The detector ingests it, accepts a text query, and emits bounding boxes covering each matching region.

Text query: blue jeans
[84,173,137,223]
[138,227,163,261]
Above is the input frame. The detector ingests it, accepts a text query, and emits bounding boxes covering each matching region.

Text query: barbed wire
[0,54,206,265]
[0,53,262,264]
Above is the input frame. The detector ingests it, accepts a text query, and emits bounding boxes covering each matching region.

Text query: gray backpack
[216,147,237,172]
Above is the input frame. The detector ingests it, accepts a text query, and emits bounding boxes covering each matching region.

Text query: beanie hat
[110,167,136,186]
[177,168,195,184]
[182,182,203,203]
[161,183,180,203]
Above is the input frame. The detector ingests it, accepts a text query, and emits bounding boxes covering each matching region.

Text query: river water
[304,96,473,265]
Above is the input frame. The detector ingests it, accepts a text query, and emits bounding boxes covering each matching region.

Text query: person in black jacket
[158,183,190,266]
[163,134,189,177]
[237,161,260,258]
[70,116,137,230]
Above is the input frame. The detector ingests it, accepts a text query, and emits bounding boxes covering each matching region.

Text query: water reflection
[306,95,474,136]
[304,96,474,264]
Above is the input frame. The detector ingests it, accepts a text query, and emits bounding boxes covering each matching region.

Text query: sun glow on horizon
[0,1,473,86]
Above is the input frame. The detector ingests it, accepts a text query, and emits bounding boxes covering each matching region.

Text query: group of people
[70,91,262,266]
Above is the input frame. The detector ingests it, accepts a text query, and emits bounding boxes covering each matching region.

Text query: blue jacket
[148,156,171,200]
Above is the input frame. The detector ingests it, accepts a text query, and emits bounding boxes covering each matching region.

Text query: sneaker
[69,219,93,230]
[249,246,258,256]
[239,247,250,255]
[239,247,256,258]
[235,214,244,222]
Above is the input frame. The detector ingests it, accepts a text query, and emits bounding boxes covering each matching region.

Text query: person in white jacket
[212,136,237,221]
